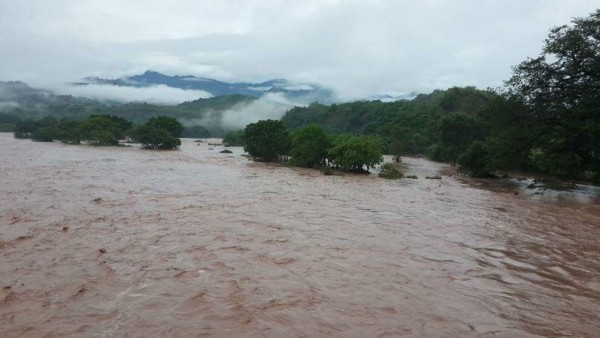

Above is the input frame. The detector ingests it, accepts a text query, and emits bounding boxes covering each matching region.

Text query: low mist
[54,84,212,105]
[180,93,299,131]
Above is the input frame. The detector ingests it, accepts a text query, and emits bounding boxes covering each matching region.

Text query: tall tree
[505,9,600,177]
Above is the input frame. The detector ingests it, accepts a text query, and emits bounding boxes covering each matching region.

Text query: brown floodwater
[1,133,599,337]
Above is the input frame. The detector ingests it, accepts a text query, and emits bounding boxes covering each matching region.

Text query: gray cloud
[1,0,598,100]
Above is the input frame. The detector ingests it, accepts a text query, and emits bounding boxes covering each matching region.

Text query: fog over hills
[79,71,337,105]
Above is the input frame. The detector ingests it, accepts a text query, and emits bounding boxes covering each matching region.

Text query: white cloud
[51,84,211,105]
[220,93,294,130]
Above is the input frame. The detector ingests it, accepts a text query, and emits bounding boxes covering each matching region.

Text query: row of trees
[241,120,383,172]
[14,115,183,150]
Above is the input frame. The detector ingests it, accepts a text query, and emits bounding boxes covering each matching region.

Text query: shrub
[378,163,403,179]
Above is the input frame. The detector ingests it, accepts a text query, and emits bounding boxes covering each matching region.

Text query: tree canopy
[289,124,331,168]
[133,116,183,150]
[244,119,290,162]
[328,134,383,172]
[14,114,132,145]
[505,9,600,178]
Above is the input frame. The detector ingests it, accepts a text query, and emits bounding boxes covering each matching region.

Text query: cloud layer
[52,84,212,105]
[1,0,598,100]
[179,93,295,131]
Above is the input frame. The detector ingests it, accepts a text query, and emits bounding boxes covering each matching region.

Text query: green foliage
[244,120,290,162]
[458,141,492,177]
[289,124,331,168]
[54,119,82,144]
[378,163,403,179]
[144,116,183,137]
[182,125,212,138]
[222,130,245,146]
[134,125,181,150]
[32,127,57,142]
[282,87,495,157]
[528,148,583,178]
[505,9,600,178]
[133,116,182,150]
[584,171,599,183]
[435,112,484,165]
[426,143,445,162]
[14,119,42,138]
[14,114,131,145]
[76,115,132,145]
[0,113,20,132]
[328,134,383,172]
[26,116,58,141]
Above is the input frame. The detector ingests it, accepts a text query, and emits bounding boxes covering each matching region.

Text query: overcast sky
[0,0,598,100]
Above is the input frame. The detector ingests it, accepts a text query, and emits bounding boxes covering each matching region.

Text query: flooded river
[1,133,599,337]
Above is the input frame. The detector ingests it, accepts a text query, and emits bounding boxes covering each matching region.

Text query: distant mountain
[0,81,289,135]
[0,81,53,107]
[81,71,337,104]
[0,81,106,119]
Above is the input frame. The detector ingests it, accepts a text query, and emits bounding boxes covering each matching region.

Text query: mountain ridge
[81,70,336,103]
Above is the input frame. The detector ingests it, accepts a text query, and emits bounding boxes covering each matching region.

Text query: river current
[1,134,599,337]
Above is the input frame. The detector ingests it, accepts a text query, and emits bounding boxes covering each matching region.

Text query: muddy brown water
[1,134,599,337]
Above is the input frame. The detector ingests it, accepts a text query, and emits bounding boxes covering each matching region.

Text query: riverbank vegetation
[13,114,183,150]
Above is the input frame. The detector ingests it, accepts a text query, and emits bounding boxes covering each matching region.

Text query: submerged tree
[244,119,290,162]
[289,124,330,168]
[77,115,133,145]
[328,134,383,172]
[222,130,245,146]
[133,116,183,150]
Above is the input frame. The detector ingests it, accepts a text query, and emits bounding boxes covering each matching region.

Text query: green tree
[132,116,182,150]
[134,124,181,150]
[458,141,492,177]
[435,112,483,165]
[145,116,184,138]
[32,127,57,142]
[14,119,42,139]
[29,116,59,142]
[76,115,132,145]
[289,124,331,168]
[222,130,245,146]
[54,118,82,144]
[328,134,383,172]
[505,9,600,177]
[244,120,290,162]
